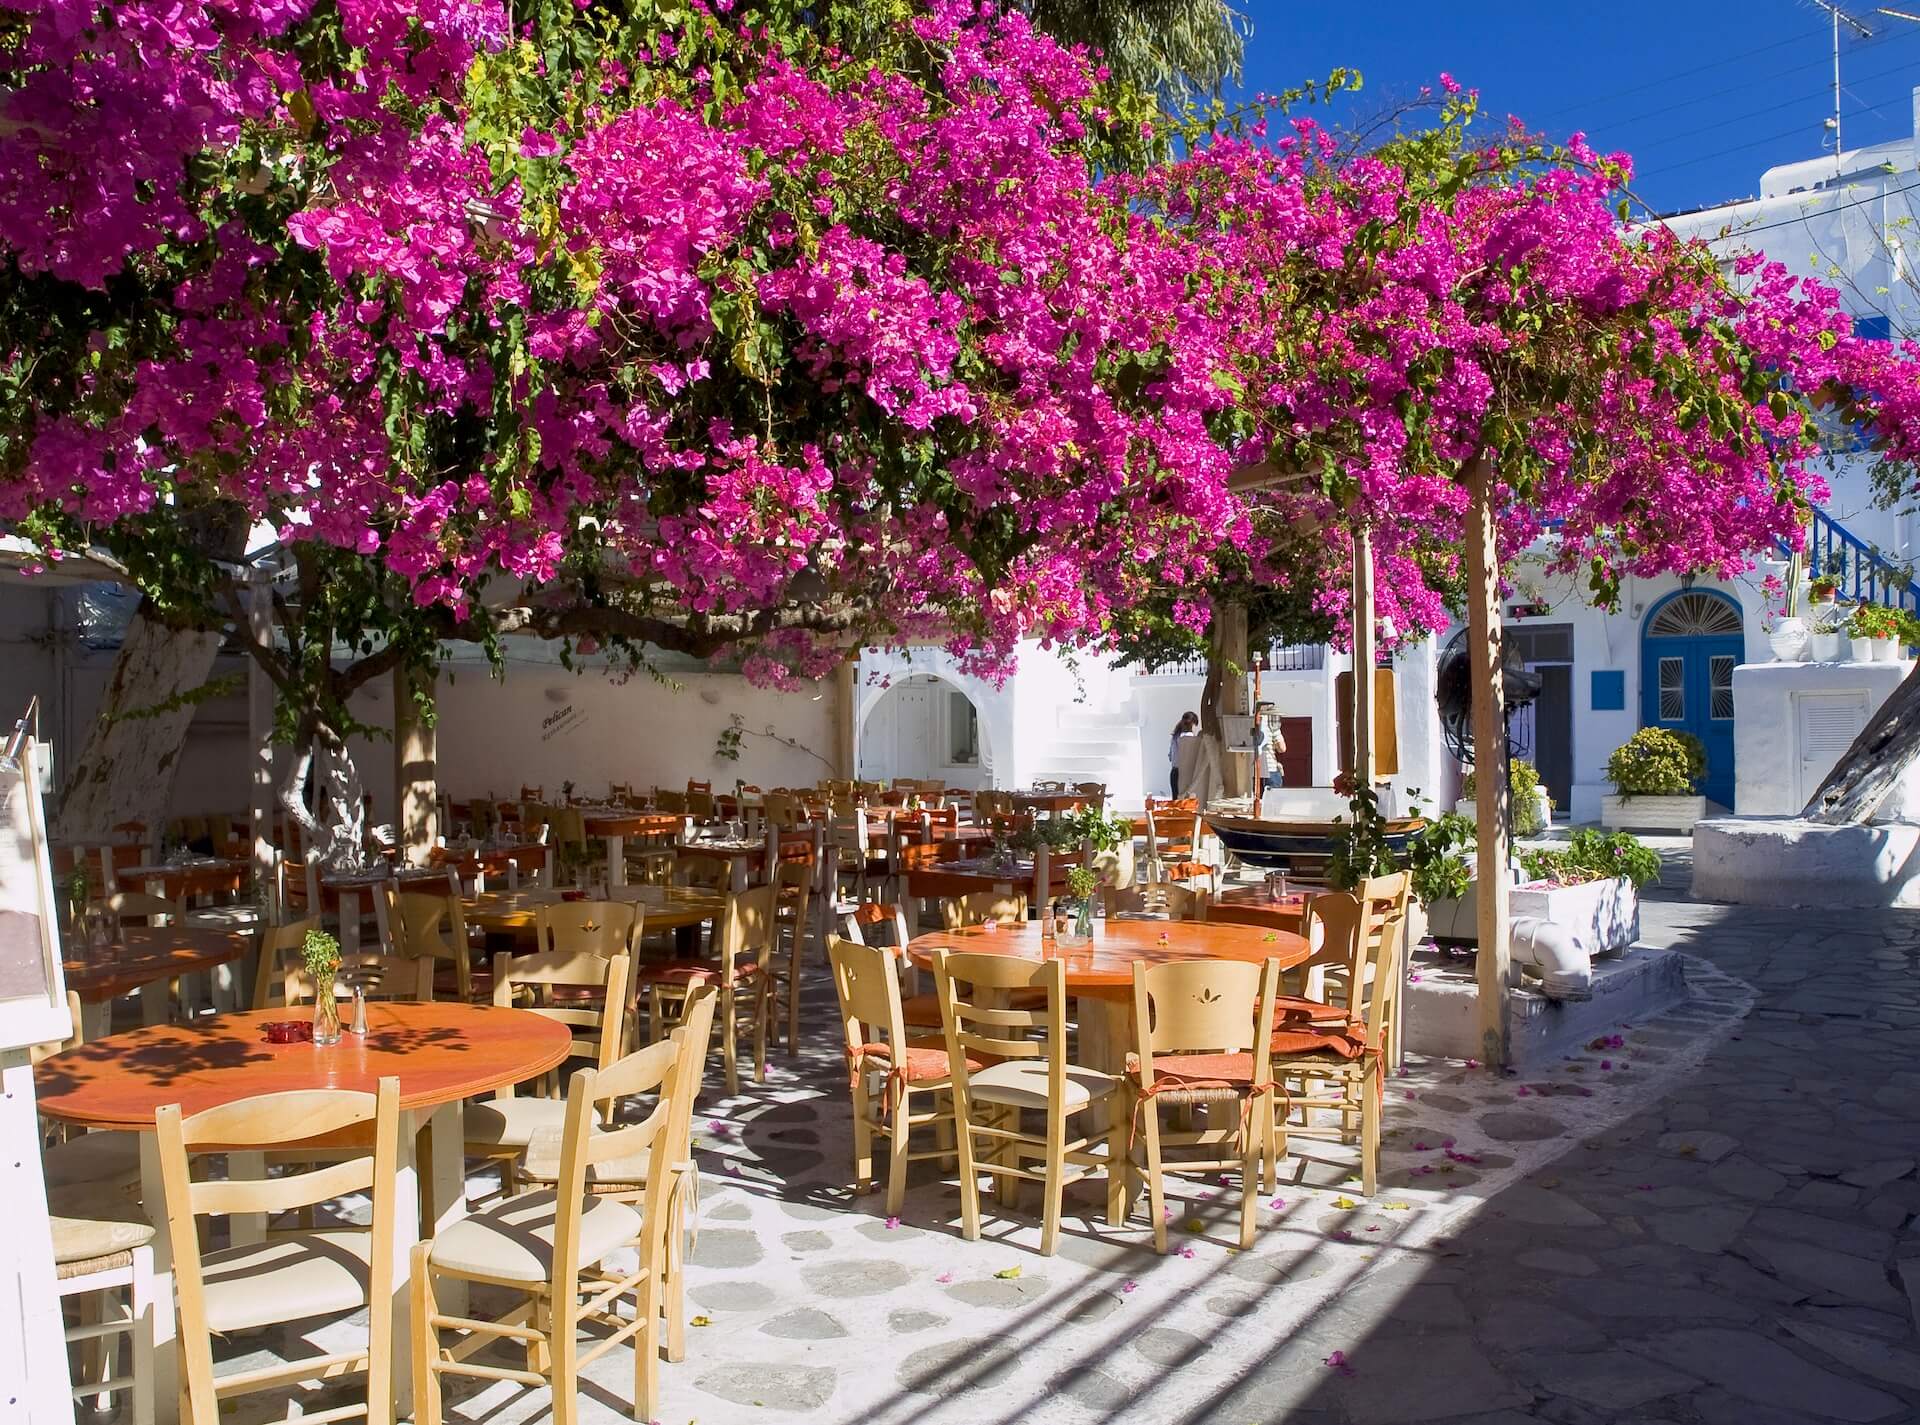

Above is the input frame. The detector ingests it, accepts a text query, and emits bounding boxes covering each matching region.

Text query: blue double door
[1640,596,1740,808]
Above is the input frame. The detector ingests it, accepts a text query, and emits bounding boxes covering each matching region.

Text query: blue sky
[1235,1,1920,213]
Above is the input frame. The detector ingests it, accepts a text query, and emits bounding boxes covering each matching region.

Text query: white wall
[856,673,988,789]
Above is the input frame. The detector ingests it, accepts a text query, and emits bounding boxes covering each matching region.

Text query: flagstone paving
[231,864,1920,1424]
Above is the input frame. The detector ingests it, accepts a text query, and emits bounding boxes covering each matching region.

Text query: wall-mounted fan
[1435,628,1544,766]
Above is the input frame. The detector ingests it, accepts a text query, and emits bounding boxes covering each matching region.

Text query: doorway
[1506,622,1574,812]
[1639,590,1742,808]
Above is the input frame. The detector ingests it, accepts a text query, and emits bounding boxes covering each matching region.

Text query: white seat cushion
[428,1191,641,1284]
[42,1131,140,1190]
[200,1231,372,1333]
[964,1059,1118,1112]
[48,1182,154,1265]
[465,1096,568,1150]
[519,1124,652,1189]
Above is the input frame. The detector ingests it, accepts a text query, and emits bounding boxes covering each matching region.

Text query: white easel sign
[0,713,77,1425]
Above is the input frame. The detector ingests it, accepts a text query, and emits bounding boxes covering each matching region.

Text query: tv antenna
[1806,2,1876,173]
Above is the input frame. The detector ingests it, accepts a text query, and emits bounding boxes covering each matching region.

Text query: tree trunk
[394,663,438,865]
[280,729,368,871]
[1800,659,1920,823]
[1197,598,1251,805]
[53,603,227,844]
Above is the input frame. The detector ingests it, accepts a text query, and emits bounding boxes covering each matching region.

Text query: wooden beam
[1351,522,1377,789]
[833,659,858,779]
[1464,456,1511,1070]
[247,574,278,915]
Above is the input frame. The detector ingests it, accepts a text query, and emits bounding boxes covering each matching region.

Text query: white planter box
[1600,794,1706,832]
[1453,787,1552,834]
[1423,875,1639,959]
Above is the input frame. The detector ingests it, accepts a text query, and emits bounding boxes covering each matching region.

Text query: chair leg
[663,1191,688,1364]
[549,1286,578,1425]
[1104,1099,1129,1230]
[721,986,739,1098]
[851,1082,875,1196]
[752,980,770,1085]
[1039,1112,1068,1257]
[1144,1106,1168,1254]
[1360,1065,1380,1197]
[786,951,802,1054]
[1239,1112,1261,1251]
[954,1104,982,1242]
[885,1090,912,1217]
[130,1245,156,1425]
[411,1243,442,1425]
[633,1269,660,1422]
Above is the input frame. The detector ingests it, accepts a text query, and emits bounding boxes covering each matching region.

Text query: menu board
[0,734,70,1052]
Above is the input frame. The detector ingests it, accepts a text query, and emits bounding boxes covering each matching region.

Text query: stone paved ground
[235,862,1920,1425]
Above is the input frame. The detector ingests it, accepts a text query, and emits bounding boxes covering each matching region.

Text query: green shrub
[1848,602,1901,640]
[1404,812,1476,904]
[1462,759,1548,836]
[1605,728,1704,797]
[1519,829,1662,889]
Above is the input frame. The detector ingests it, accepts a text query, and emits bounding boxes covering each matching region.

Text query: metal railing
[1134,642,1328,679]
[1789,507,1919,612]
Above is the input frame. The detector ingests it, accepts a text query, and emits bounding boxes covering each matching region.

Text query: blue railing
[1786,507,1919,612]
[1135,642,1328,679]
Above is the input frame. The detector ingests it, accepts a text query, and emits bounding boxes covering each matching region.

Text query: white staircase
[1034,705,1144,810]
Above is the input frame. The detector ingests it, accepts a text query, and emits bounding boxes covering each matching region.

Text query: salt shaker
[349,981,369,1036]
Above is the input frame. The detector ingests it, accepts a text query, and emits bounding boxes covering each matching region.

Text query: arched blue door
[1639,590,1743,808]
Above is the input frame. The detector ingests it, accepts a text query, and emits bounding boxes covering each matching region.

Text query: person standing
[1168,711,1198,796]
[1252,702,1287,790]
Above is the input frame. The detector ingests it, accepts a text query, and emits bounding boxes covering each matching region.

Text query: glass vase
[311,971,343,1045]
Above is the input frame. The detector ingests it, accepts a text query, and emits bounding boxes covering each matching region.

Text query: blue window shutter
[1591,670,1626,711]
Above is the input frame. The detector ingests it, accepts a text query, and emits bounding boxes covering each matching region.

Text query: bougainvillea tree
[0,0,1256,856]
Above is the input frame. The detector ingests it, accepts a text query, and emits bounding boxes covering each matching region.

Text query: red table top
[63,926,255,1004]
[905,919,1310,991]
[34,1002,573,1131]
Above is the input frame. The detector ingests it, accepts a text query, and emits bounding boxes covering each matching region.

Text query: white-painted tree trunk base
[53,605,225,843]
[1691,815,1920,907]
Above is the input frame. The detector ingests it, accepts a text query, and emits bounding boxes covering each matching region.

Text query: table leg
[424,1101,470,1316]
[1075,996,1131,1135]
[79,996,114,1042]
[730,858,749,894]
[138,1133,181,1425]
[391,1107,422,1417]
[607,835,627,889]
[139,979,170,1028]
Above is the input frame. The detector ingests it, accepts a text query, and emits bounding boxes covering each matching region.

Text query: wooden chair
[380,878,478,1001]
[828,938,969,1216]
[840,898,939,1029]
[282,951,435,1006]
[767,857,813,1054]
[94,890,184,926]
[515,990,717,1365]
[634,884,776,1097]
[940,891,1027,931]
[251,915,324,1010]
[49,1179,157,1424]
[1129,957,1282,1252]
[1263,895,1408,1196]
[1101,881,1210,921]
[465,948,632,1193]
[156,1079,400,1425]
[535,899,641,958]
[929,951,1128,1256]
[413,1021,696,1425]
[1143,797,1213,889]
[519,784,545,803]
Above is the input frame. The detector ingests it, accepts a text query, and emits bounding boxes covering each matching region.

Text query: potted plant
[1765,554,1807,662]
[1847,602,1900,662]
[1457,760,1550,836]
[1808,573,1840,604]
[1601,727,1709,829]
[1054,865,1099,947]
[1898,609,1920,664]
[303,927,344,1045]
[1422,825,1654,959]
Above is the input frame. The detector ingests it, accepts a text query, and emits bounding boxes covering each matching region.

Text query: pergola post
[1351,522,1377,789]
[833,658,857,779]
[1464,455,1511,1068]
[394,663,438,866]
[246,574,278,917]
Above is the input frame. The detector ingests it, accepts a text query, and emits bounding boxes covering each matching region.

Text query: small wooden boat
[1203,813,1428,871]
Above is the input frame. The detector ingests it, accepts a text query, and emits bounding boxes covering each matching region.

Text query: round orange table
[63,926,254,1007]
[35,1003,572,1423]
[905,919,1312,1122]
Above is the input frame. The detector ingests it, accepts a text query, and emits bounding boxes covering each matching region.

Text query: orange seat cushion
[900,992,943,1029]
[853,1037,984,1084]
[1271,994,1349,1026]
[635,955,763,987]
[1126,1050,1257,1088]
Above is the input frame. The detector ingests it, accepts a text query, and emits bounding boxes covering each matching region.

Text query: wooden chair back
[251,915,321,1009]
[284,952,434,1005]
[536,899,641,957]
[940,891,1027,930]
[609,781,634,804]
[655,789,687,815]
[720,883,779,983]
[775,857,812,940]
[930,950,1065,1077]
[97,890,183,925]
[156,1079,400,1425]
[1144,797,1202,857]
[828,937,909,1066]
[841,900,911,949]
[686,790,716,819]
[491,946,632,1081]
[1131,957,1280,1085]
[380,878,474,1001]
[1101,881,1210,921]
[519,785,545,803]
